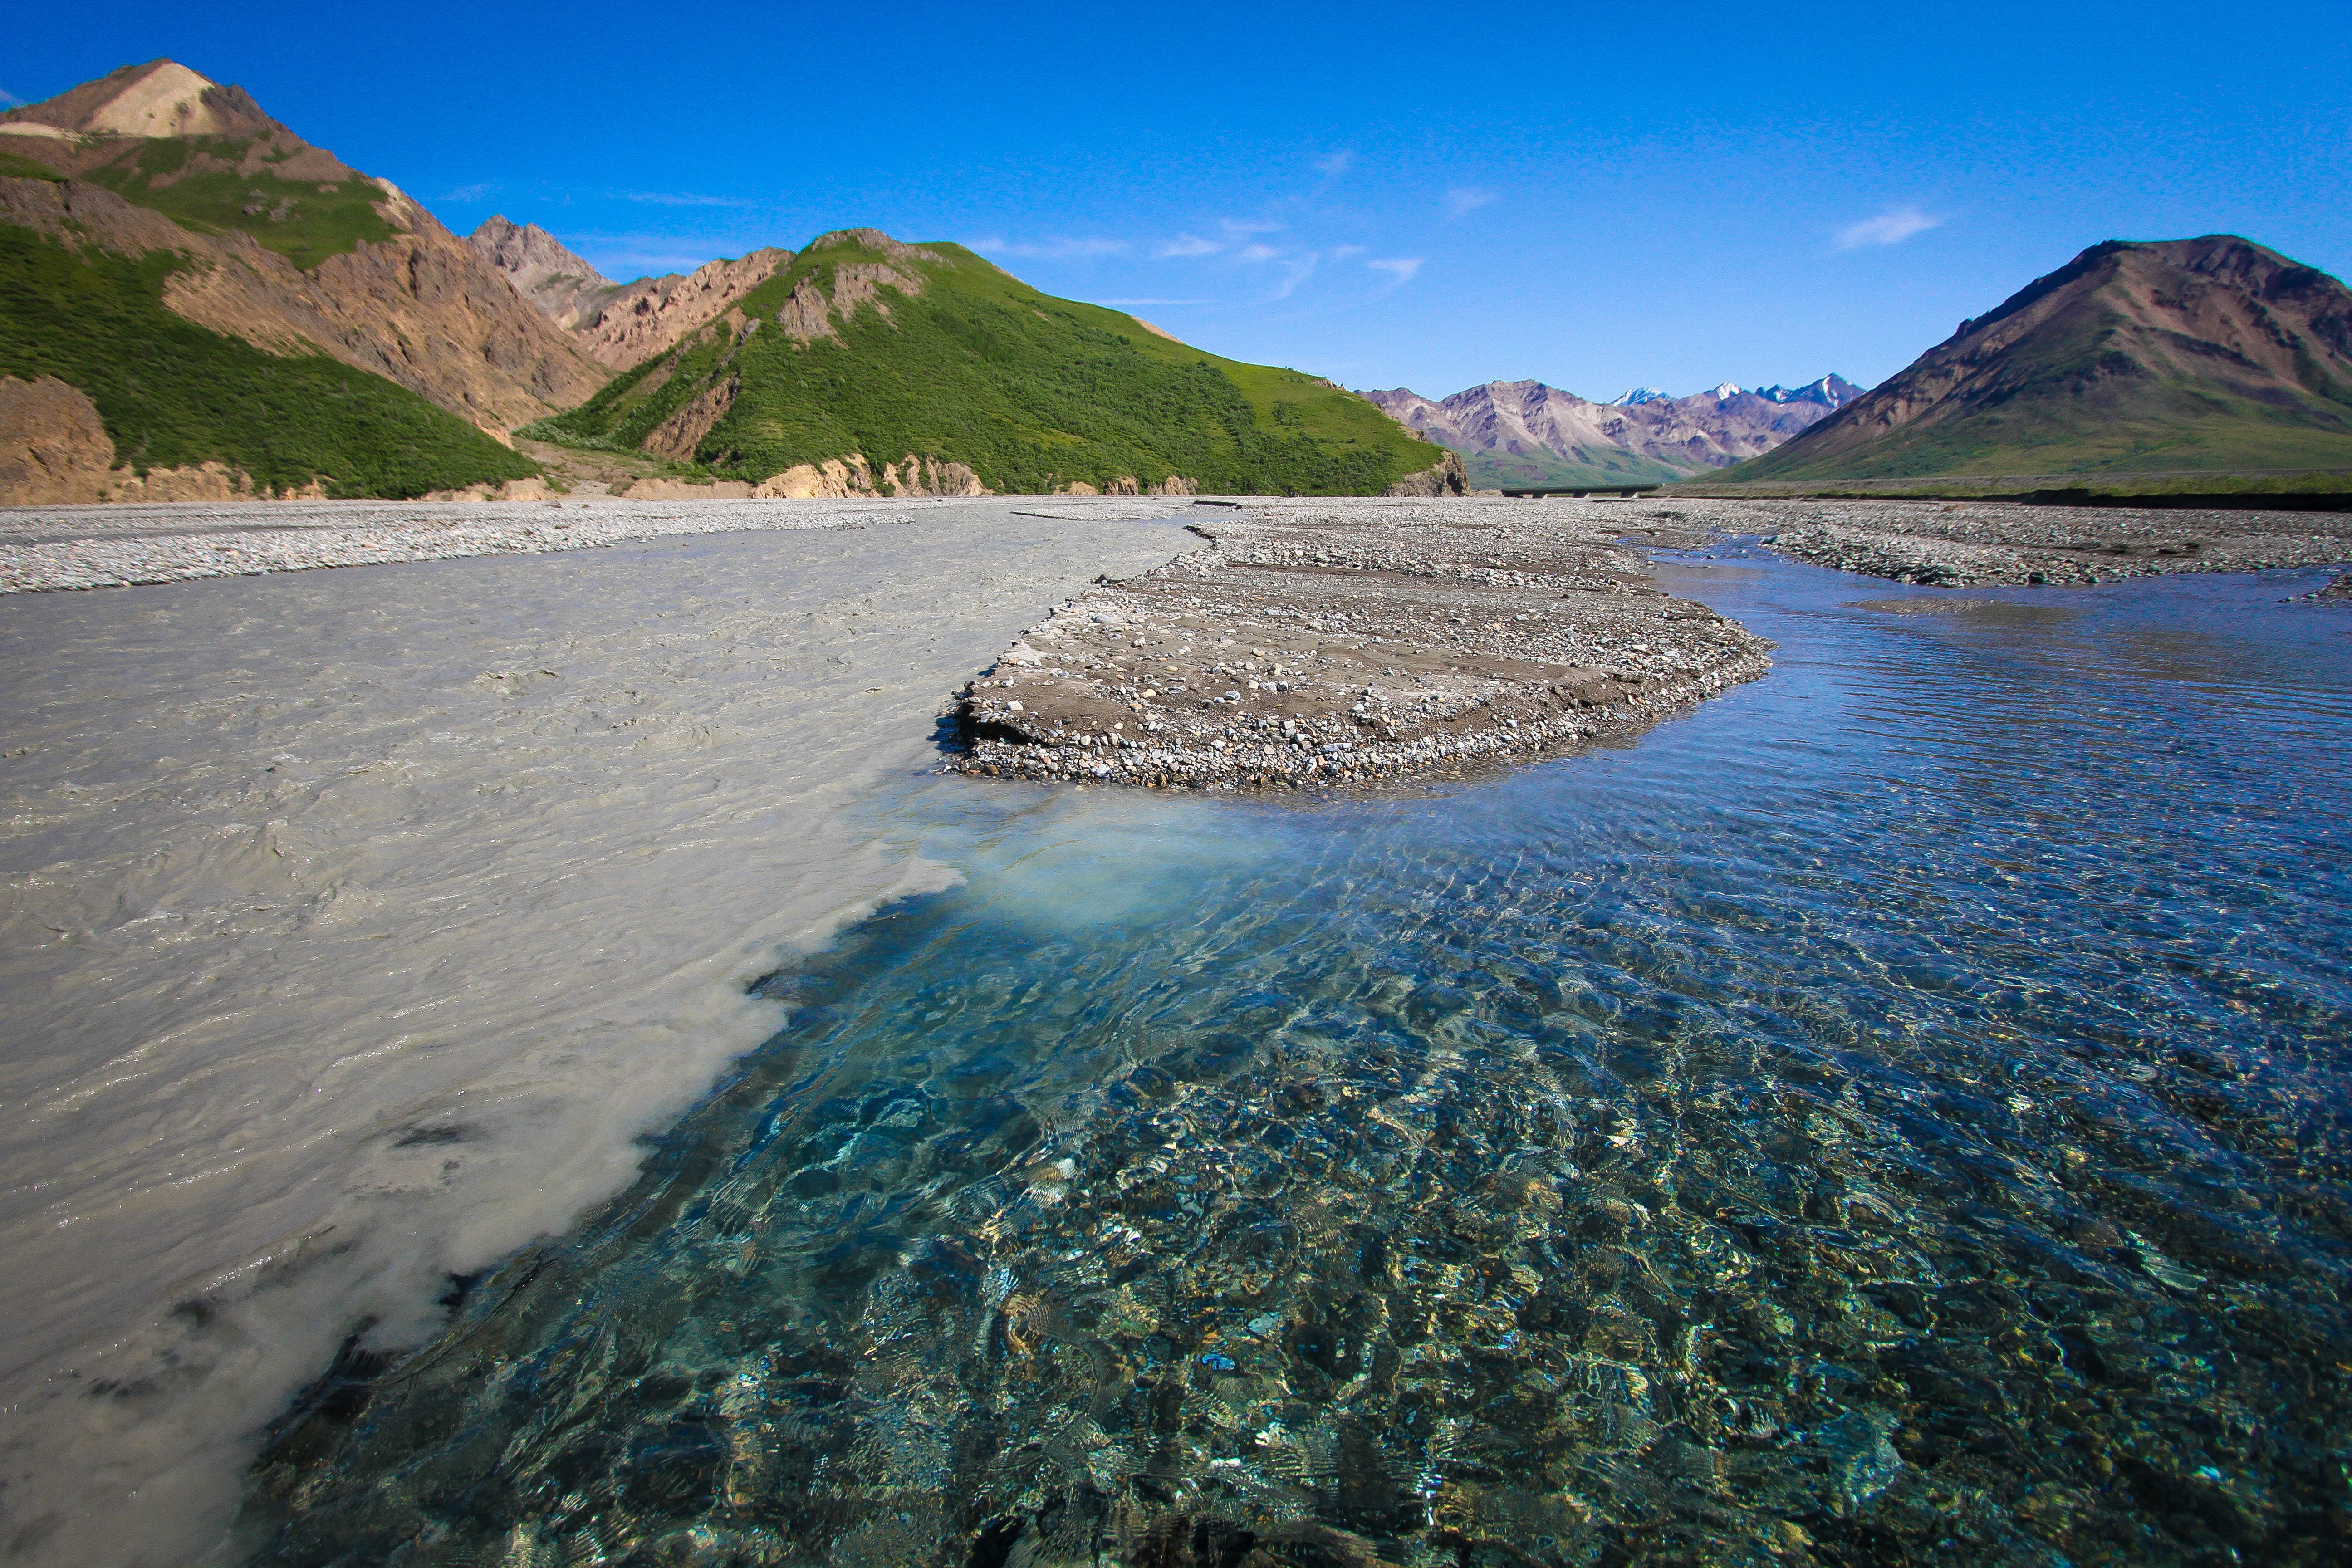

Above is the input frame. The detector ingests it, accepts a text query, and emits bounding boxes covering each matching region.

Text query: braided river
[246,547,2352,1567]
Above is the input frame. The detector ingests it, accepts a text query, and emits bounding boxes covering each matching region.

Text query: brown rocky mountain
[466,215,619,333]
[0,61,602,431]
[0,59,286,142]
[466,218,796,372]
[1739,236,2352,480]
[1366,376,1861,486]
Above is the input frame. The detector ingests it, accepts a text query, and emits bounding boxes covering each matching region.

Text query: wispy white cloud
[1367,257,1423,284]
[441,182,497,202]
[609,189,757,208]
[1445,187,1496,216]
[970,235,1131,259]
[1099,298,1213,306]
[0,89,24,108]
[1836,206,1941,249]
[1314,150,1357,177]
[1237,242,1282,264]
[1328,244,1366,260]
[1155,233,1224,258]
[1220,217,1287,239]
[1268,253,1321,300]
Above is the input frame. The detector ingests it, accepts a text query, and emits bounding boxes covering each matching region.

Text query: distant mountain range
[1734,236,2352,481]
[1366,377,1863,489]
[0,62,1450,503]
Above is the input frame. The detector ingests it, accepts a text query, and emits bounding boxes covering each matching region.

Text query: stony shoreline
[947,498,1774,792]
[1742,499,2352,586]
[945,493,2352,792]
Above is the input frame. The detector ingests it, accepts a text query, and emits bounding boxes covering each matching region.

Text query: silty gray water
[246,549,2352,1567]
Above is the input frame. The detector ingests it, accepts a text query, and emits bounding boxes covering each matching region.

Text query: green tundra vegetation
[67,135,399,271]
[0,147,67,183]
[529,235,1446,495]
[0,222,537,496]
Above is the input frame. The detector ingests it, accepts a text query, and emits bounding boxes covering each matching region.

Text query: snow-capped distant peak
[1610,387,1670,406]
[1710,382,1744,399]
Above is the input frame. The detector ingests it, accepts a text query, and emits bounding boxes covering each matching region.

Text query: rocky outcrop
[0,376,117,504]
[561,249,792,370]
[0,374,328,504]
[471,221,946,365]
[745,452,990,499]
[776,260,927,343]
[465,216,618,332]
[0,172,603,431]
[641,377,739,461]
[610,477,759,500]
[1381,450,1468,496]
[419,476,556,502]
[1075,475,1200,497]
[883,456,986,497]
[0,59,282,142]
[804,227,943,263]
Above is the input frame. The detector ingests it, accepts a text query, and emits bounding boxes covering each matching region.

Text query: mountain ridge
[0,59,610,500]
[525,227,1455,496]
[1732,235,2352,480]
[0,61,602,425]
[1366,375,1862,488]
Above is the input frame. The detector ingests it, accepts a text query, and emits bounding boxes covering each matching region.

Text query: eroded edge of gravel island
[946,498,1774,792]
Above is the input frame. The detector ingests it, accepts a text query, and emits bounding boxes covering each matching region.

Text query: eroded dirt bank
[948,498,1774,790]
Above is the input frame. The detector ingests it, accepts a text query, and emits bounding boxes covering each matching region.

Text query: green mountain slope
[529,230,1447,495]
[1732,235,2352,482]
[66,135,398,272]
[0,222,534,497]
[1,62,397,271]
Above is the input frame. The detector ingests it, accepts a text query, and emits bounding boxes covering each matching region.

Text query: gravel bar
[948,497,1773,792]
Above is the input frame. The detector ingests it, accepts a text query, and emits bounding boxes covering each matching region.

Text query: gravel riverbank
[945,493,2352,792]
[949,497,1773,791]
[1740,498,2352,585]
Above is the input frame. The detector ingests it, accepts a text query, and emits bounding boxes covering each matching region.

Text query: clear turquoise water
[250,552,2352,1567]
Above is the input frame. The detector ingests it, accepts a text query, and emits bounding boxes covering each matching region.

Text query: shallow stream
[248,549,2352,1567]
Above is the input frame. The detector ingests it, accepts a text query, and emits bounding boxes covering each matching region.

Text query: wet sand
[0,500,1189,1566]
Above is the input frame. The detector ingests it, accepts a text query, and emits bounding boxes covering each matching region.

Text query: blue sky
[14,2,2348,399]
